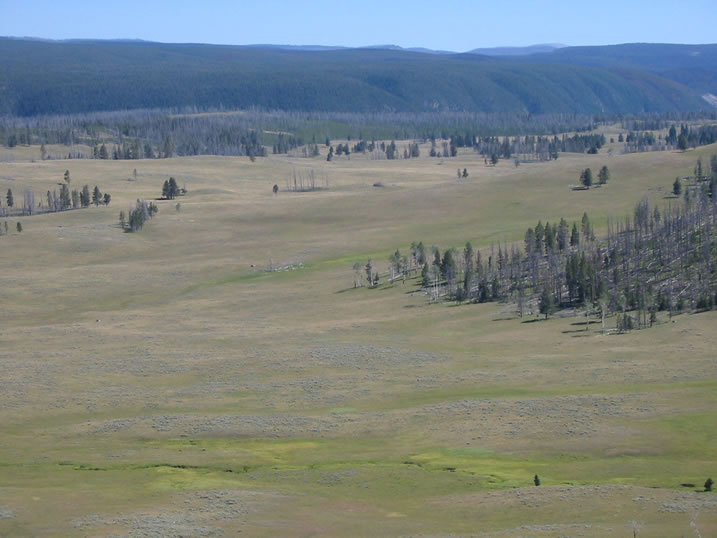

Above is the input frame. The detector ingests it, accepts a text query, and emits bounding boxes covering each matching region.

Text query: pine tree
[416,241,426,265]
[544,221,555,252]
[557,218,569,251]
[92,186,102,206]
[570,222,580,247]
[168,177,178,199]
[441,249,457,287]
[6,189,13,208]
[598,165,609,184]
[581,213,592,242]
[421,262,430,288]
[539,287,554,319]
[463,242,474,274]
[677,134,688,151]
[673,177,682,196]
[80,185,90,207]
[524,227,536,256]
[535,221,544,255]
[59,183,71,210]
[581,168,593,188]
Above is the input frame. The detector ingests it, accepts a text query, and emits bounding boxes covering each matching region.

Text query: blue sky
[2,0,715,51]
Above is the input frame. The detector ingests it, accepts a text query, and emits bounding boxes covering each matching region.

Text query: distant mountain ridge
[507,43,717,95]
[467,44,566,56]
[0,38,713,117]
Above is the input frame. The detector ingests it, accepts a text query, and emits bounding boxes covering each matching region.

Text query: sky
[2,0,716,51]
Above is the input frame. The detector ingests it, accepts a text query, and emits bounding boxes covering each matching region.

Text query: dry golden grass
[0,139,716,536]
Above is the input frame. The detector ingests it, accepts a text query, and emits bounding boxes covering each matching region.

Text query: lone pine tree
[580,167,593,188]
[673,177,682,196]
[598,165,609,184]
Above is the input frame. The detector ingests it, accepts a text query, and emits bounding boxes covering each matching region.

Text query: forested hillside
[509,43,717,96]
[0,39,710,117]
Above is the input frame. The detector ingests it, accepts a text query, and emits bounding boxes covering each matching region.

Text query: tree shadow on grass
[335,287,362,294]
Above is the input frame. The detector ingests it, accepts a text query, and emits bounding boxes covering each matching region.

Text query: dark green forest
[507,43,717,96]
[0,39,713,117]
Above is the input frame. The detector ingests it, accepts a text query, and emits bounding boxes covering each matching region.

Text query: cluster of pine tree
[120,200,158,232]
[272,134,303,155]
[93,140,156,160]
[1,173,110,216]
[161,177,183,200]
[376,187,717,331]
[45,184,109,211]
[621,124,717,154]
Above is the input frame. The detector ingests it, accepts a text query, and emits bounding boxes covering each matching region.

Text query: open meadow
[1,133,716,536]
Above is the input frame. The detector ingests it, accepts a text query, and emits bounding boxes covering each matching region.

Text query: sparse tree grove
[123,199,158,232]
[1,171,112,217]
[364,162,717,331]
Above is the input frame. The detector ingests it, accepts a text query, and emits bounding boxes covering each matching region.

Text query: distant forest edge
[0,39,715,117]
[3,107,717,161]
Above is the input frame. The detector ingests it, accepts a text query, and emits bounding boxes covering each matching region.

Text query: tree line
[362,171,717,331]
[620,124,717,154]
[1,171,110,217]
[3,108,717,166]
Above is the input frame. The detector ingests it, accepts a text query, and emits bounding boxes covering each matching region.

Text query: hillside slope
[0,39,710,116]
[508,43,717,96]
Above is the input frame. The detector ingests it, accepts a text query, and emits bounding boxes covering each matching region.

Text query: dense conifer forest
[0,39,713,117]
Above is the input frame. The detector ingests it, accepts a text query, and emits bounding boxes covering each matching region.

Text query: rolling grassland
[1,133,716,536]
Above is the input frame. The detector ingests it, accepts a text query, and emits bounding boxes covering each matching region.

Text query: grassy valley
[0,129,716,535]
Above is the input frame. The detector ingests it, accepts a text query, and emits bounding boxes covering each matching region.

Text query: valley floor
[1,138,716,536]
